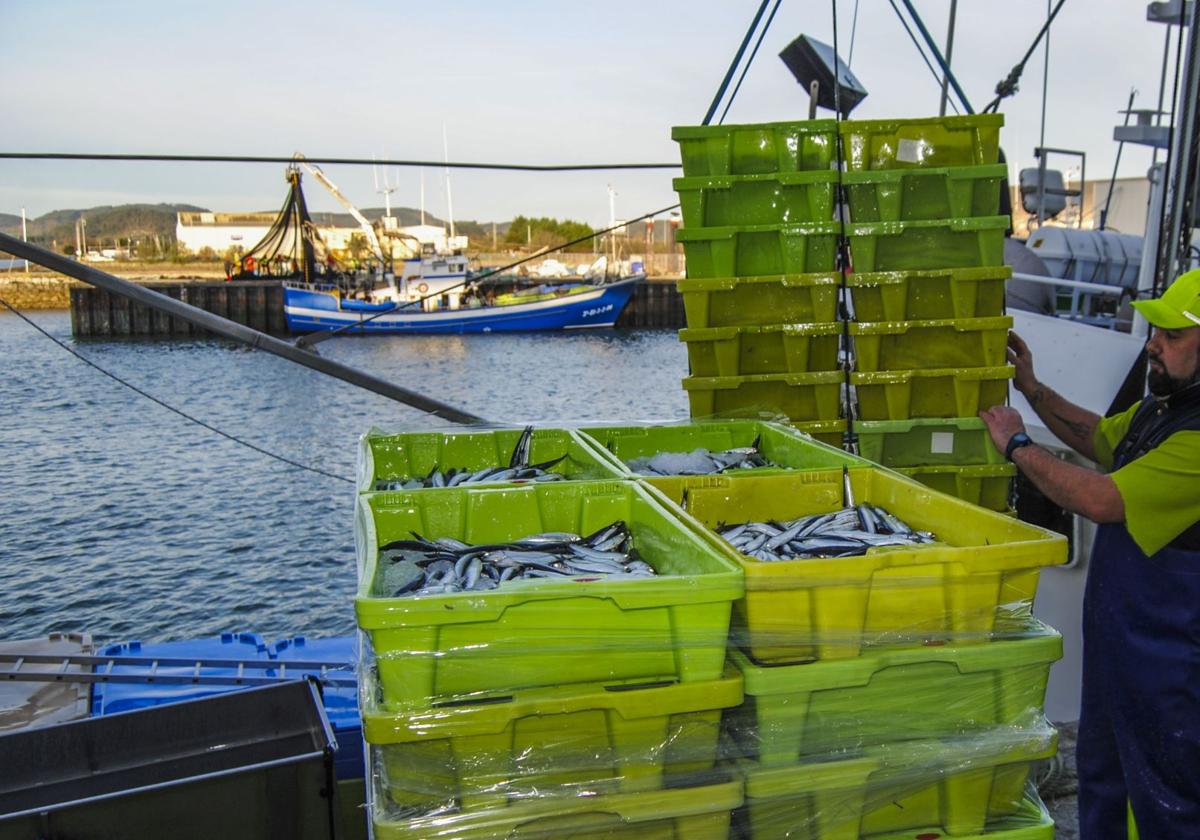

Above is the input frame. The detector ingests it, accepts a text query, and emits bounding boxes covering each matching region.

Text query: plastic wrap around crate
[0,633,92,734]
[642,469,1066,663]
[577,420,861,479]
[677,222,841,279]
[681,322,843,377]
[851,366,1014,420]
[683,371,844,423]
[369,769,743,840]
[791,419,848,448]
[848,316,1012,372]
[845,216,1008,273]
[845,266,1010,321]
[839,114,1005,170]
[672,120,838,176]
[354,481,743,709]
[362,663,741,811]
[736,727,1055,840]
[0,681,337,840]
[357,427,624,493]
[674,171,839,227]
[841,164,1007,222]
[677,273,841,328]
[725,619,1060,764]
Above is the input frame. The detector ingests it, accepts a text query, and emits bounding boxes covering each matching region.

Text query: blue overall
[1077,396,1200,839]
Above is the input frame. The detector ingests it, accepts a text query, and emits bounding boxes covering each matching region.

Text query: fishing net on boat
[230,167,338,282]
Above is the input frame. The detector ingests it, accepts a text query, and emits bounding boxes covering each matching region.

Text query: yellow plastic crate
[851,366,1014,420]
[846,267,1011,321]
[841,164,1007,221]
[672,120,839,176]
[681,323,843,377]
[642,469,1066,663]
[839,114,1004,170]
[896,463,1016,512]
[849,316,1013,372]
[677,223,841,278]
[674,171,839,227]
[845,216,1009,273]
[790,419,847,449]
[677,273,841,328]
[683,371,844,423]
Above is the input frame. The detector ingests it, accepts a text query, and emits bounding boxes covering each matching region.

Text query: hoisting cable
[982,0,1069,114]
[0,152,680,172]
[718,0,785,125]
[0,295,354,484]
[886,0,961,115]
[703,0,772,126]
[297,202,681,347]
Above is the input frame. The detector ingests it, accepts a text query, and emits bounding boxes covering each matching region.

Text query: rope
[0,152,679,172]
[703,0,772,126]
[0,296,354,484]
[886,0,961,115]
[718,0,784,126]
[983,0,1069,114]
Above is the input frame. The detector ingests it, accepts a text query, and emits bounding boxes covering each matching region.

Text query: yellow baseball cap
[1133,268,1200,329]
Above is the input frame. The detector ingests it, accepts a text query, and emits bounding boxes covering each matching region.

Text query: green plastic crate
[674,171,839,227]
[737,727,1055,840]
[370,773,743,840]
[642,469,1066,663]
[895,463,1016,511]
[851,366,1014,420]
[357,427,627,492]
[363,663,742,811]
[577,420,862,479]
[354,481,744,708]
[790,419,848,448]
[842,164,1007,222]
[677,273,841,328]
[681,323,843,377]
[682,371,844,423]
[845,266,1010,321]
[672,120,838,176]
[861,794,1055,840]
[839,114,1005,170]
[848,316,1013,372]
[845,216,1009,273]
[725,618,1060,764]
[677,223,841,279]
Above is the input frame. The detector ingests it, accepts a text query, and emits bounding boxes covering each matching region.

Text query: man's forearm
[1021,381,1101,461]
[1010,443,1124,522]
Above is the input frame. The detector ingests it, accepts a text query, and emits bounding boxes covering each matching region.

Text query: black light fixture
[779,35,868,117]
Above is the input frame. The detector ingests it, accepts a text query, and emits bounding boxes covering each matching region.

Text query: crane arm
[293,154,385,262]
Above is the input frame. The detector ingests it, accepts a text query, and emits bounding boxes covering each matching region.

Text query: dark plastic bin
[0,680,338,840]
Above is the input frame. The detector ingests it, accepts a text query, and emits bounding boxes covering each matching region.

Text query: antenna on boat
[442,125,456,246]
[373,156,395,220]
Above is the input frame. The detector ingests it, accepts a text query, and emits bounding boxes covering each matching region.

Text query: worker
[978,268,1200,839]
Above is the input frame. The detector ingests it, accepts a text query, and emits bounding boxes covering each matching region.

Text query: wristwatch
[1005,431,1033,462]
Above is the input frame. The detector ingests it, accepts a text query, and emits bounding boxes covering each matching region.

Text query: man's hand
[1008,331,1038,396]
[979,405,1027,454]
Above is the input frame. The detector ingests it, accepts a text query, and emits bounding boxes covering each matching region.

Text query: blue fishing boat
[282,273,643,334]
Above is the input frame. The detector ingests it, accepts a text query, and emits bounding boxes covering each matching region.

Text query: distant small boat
[283,274,643,334]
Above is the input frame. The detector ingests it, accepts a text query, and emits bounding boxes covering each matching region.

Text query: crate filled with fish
[847,315,1012,372]
[844,266,1009,321]
[679,322,843,377]
[733,724,1056,840]
[673,171,840,227]
[360,658,742,813]
[676,272,841,329]
[682,370,844,423]
[850,365,1014,421]
[642,468,1065,663]
[672,119,839,177]
[724,616,1060,765]
[357,425,624,493]
[839,163,1008,222]
[676,222,842,279]
[578,419,860,480]
[368,759,744,840]
[354,481,743,708]
[843,216,1009,273]
[838,113,1005,171]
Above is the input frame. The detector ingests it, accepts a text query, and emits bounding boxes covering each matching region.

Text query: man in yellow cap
[979,268,1200,838]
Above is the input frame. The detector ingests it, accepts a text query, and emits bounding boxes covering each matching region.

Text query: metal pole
[0,232,486,425]
[1134,163,1167,341]
[20,207,28,273]
[896,0,974,114]
[1160,0,1200,290]
[938,0,959,117]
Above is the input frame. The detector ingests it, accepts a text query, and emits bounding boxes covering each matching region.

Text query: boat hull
[283,276,642,334]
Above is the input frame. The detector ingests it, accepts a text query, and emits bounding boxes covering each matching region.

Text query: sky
[0,0,1180,227]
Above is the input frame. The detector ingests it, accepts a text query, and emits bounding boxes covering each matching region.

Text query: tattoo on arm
[1028,386,1046,408]
[1052,411,1091,442]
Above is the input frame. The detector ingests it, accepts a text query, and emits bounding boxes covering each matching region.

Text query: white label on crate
[896,138,925,164]
[930,432,956,455]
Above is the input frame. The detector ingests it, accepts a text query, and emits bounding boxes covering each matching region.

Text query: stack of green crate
[352,428,749,839]
[672,119,848,443]
[838,115,1017,510]
[640,464,1065,839]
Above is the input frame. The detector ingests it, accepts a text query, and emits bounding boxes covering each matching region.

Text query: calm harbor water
[0,311,688,644]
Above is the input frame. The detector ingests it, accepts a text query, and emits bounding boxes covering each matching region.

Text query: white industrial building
[176,212,465,256]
